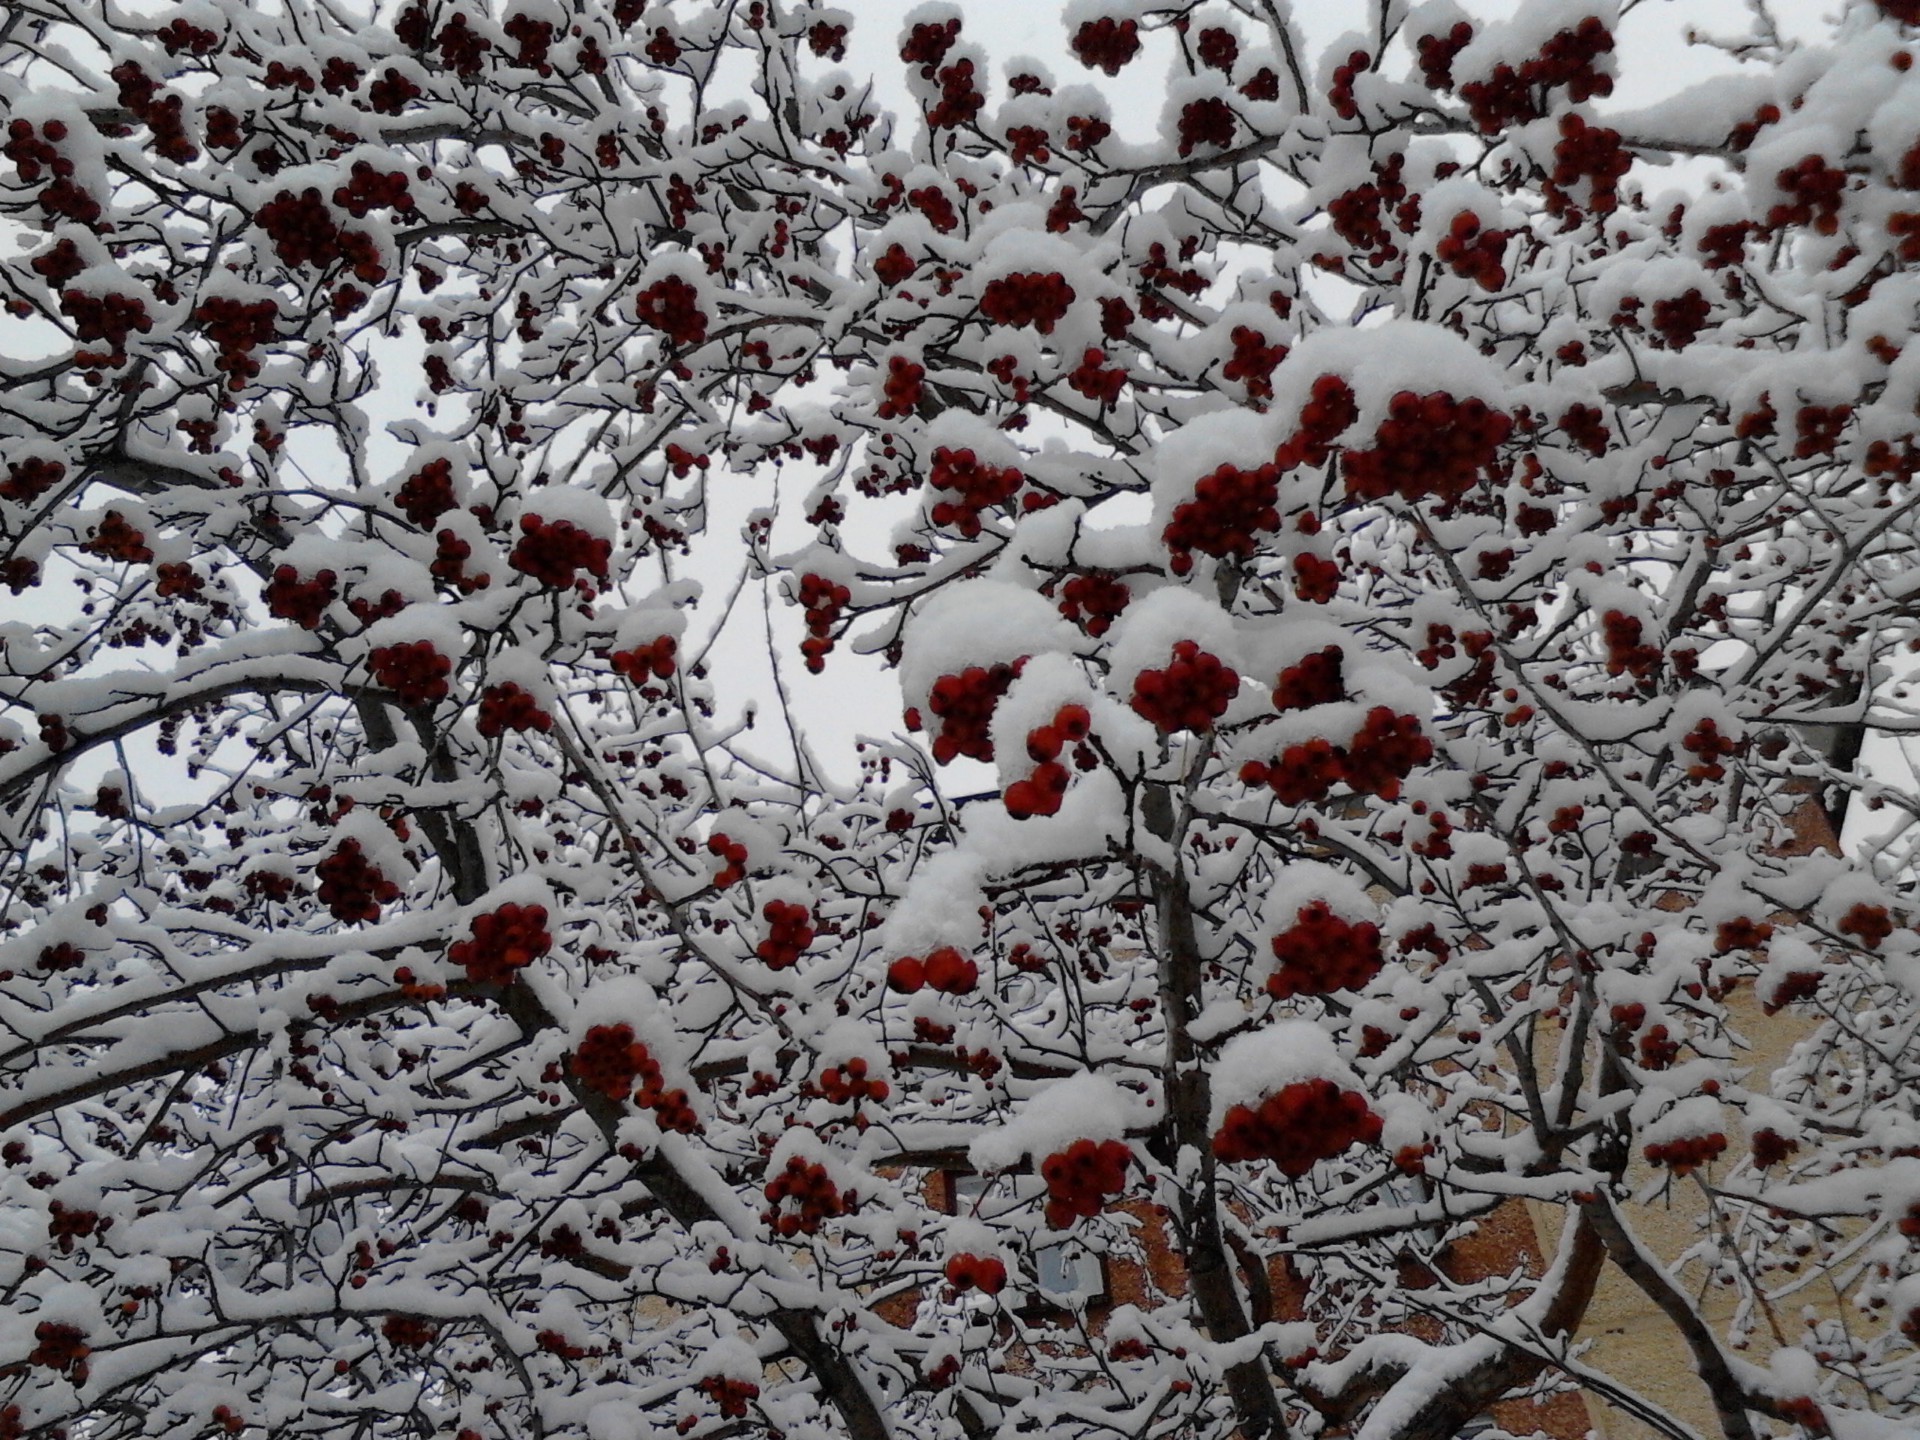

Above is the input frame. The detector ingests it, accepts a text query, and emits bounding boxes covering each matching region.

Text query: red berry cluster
[1067,347,1128,407]
[909,185,959,232]
[1176,97,1238,157]
[332,161,415,219]
[887,946,979,994]
[83,511,154,564]
[797,573,850,671]
[1327,154,1409,266]
[1794,403,1851,458]
[449,902,552,984]
[1436,211,1509,290]
[1341,708,1432,799]
[900,16,960,76]
[926,58,985,130]
[912,662,1021,763]
[1071,17,1140,75]
[1601,611,1660,681]
[707,833,749,888]
[110,61,197,163]
[611,634,677,686]
[1559,404,1609,456]
[476,682,550,739]
[1290,375,1361,466]
[1163,461,1281,574]
[29,1322,91,1383]
[316,838,401,924]
[509,515,611,589]
[1292,553,1340,602]
[1548,114,1631,218]
[267,565,338,629]
[1643,1130,1725,1175]
[1767,155,1847,236]
[1750,1128,1798,1170]
[819,1057,890,1104]
[695,1376,761,1420]
[1130,642,1239,734]
[1212,1078,1383,1176]
[395,458,457,529]
[192,295,278,390]
[371,641,452,706]
[1267,901,1383,999]
[1272,646,1344,711]
[3,456,65,504]
[4,118,102,226]
[256,187,384,281]
[927,446,1023,537]
[878,356,924,419]
[757,900,815,969]
[1838,901,1894,950]
[945,1254,1008,1293]
[1343,391,1512,505]
[1329,49,1370,119]
[1222,326,1287,401]
[570,1024,699,1131]
[1040,1138,1131,1227]
[763,1155,854,1236]
[1456,18,1614,133]
[635,276,708,346]
[1241,738,1342,805]
[1681,717,1738,782]
[1006,704,1093,819]
[1416,21,1473,90]
[1057,572,1130,636]
[979,272,1076,334]
[60,287,152,355]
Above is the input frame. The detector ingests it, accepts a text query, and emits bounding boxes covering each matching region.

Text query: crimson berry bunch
[1267,901,1384,999]
[83,511,154,564]
[1680,718,1739,782]
[1643,1130,1725,1175]
[1342,390,1512,505]
[1327,154,1409,266]
[1601,611,1660,680]
[266,566,338,629]
[927,446,1023,537]
[1838,901,1894,950]
[1241,738,1342,805]
[316,838,401,924]
[509,515,611,589]
[926,58,985,130]
[1453,18,1614,133]
[448,902,552,985]
[1768,155,1848,236]
[332,161,415,219]
[756,900,815,969]
[1340,708,1432,800]
[1548,114,1632,218]
[899,16,960,76]
[762,1155,855,1236]
[878,356,924,419]
[1006,703,1093,820]
[908,661,1021,763]
[1176,97,1238,157]
[1416,21,1474,90]
[475,682,550,739]
[1794,403,1851,459]
[797,573,850,671]
[570,1023,700,1131]
[1071,17,1140,75]
[381,1315,439,1351]
[2,456,65,504]
[4,118,102,226]
[60,288,152,356]
[1558,404,1609,456]
[192,295,278,389]
[1436,212,1510,290]
[45,1201,109,1254]
[635,276,707,346]
[29,1322,91,1383]
[979,272,1076,333]
[1130,642,1239,734]
[1067,347,1128,406]
[610,634,677,685]
[1329,49,1370,119]
[1272,647,1345,711]
[1162,461,1282,574]
[819,1057,890,1104]
[395,458,457,529]
[370,641,452,706]
[110,60,197,164]
[695,1377,760,1421]
[707,833,749,888]
[1040,1138,1131,1228]
[944,1254,1008,1294]
[1212,1078,1383,1176]
[255,187,385,282]
[1291,553,1340,602]
[886,946,979,994]
[1056,572,1130,636]
[1222,326,1287,401]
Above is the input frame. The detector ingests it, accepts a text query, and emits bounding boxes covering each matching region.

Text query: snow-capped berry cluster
[2,455,65,504]
[1040,1138,1131,1228]
[756,900,815,969]
[316,838,401,924]
[1242,707,1431,804]
[1768,155,1847,236]
[944,1253,1008,1294]
[4,118,102,226]
[1176,97,1238,157]
[979,272,1075,333]
[1643,1131,1725,1175]
[1222,326,1287,401]
[60,287,153,357]
[694,1375,761,1422]
[1601,612,1660,681]
[797,573,850,671]
[1454,18,1614,133]
[634,276,707,345]
[1212,1078,1384,1176]
[1163,461,1282,574]
[1006,703,1093,819]
[509,515,611,589]
[332,161,415,219]
[370,641,453,706]
[192,296,279,389]
[878,356,924,419]
[611,633,677,685]
[570,1023,699,1132]
[475,682,550,738]
[1549,114,1632,217]
[1130,642,1240,734]
[1436,212,1510,290]
[909,662,1022,763]
[927,446,1023,537]
[395,458,457,529]
[1272,647,1345,711]
[1267,902,1384,999]
[707,833,749,888]
[448,902,552,985]
[1342,391,1512,505]
[1071,17,1140,75]
[763,1156,855,1236]
[1056,572,1131,635]
[886,947,979,994]
[255,187,385,282]
[1681,718,1739,782]
[818,1057,890,1104]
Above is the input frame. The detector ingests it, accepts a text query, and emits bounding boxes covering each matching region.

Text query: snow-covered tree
[6,1,1920,1437]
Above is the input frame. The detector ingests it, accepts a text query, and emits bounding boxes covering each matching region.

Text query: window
[941,1171,1110,1306]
